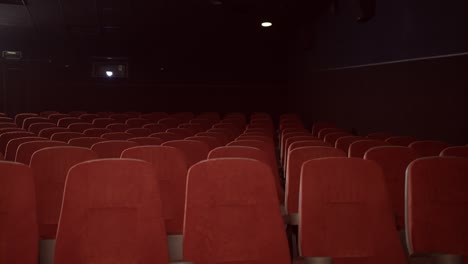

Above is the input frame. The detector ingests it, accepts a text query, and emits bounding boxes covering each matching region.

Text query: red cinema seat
[196,112,220,122]
[39,127,70,138]
[51,132,84,143]
[227,139,278,169]
[23,117,53,130]
[126,128,152,137]
[68,111,87,117]
[106,123,130,132]
[141,112,168,122]
[158,117,181,128]
[335,136,364,153]
[96,112,113,118]
[409,140,450,157]
[54,159,169,264]
[40,111,59,118]
[440,146,468,158]
[317,128,345,140]
[0,161,38,263]
[183,159,290,264]
[0,116,13,122]
[15,113,38,127]
[68,137,106,148]
[236,135,273,144]
[4,137,47,161]
[206,128,237,141]
[92,118,116,128]
[78,113,99,122]
[166,128,195,138]
[123,111,141,118]
[284,140,332,171]
[0,122,17,129]
[364,146,421,229]
[30,147,98,239]
[311,122,335,137]
[67,123,94,133]
[91,140,138,158]
[281,132,312,161]
[48,113,70,124]
[150,132,181,142]
[323,132,351,146]
[128,137,163,146]
[142,123,167,133]
[348,140,390,158]
[83,128,112,137]
[16,141,68,165]
[190,118,215,130]
[57,117,82,128]
[406,157,468,258]
[367,132,393,140]
[185,136,223,150]
[0,131,35,154]
[121,146,187,234]
[162,140,210,167]
[125,118,151,128]
[195,132,229,145]
[286,147,346,215]
[171,112,194,122]
[108,114,129,123]
[178,123,204,133]
[299,158,406,263]
[386,136,418,146]
[29,123,56,134]
[283,135,318,165]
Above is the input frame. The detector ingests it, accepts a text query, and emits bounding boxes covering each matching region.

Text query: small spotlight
[261,22,272,28]
[105,71,114,77]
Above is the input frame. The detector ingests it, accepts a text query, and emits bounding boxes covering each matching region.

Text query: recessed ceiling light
[261,22,272,28]
[106,71,114,77]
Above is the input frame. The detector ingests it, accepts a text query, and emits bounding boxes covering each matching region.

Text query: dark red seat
[68,137,107,148]
[348,139,390,158]
[16,141,68,165]
[162,140,210,167]
[409,140,450,157]
[91,140,138,158]
[4,136,47,161]
[440,146,468,158]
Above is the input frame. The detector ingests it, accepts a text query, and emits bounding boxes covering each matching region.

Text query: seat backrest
[440,146,468,158]
[92,118,116,128]
[285,140,332,171]
[178,123,204,133]
[0,131,35,154]
[385,136,418,146]
[54,159,169,264]
[16,141,68,165]
[67,123,93,133]
[91,140,138,158]
[150,132,181,142]
[195,132,229,145]
[317,128,344,140]
[311,122,335,137]
[125,118,151,128]
[29,122,56,134]
[0,161,38,263]
[68,137,106,148]
[299,158,406,263]
[83,128,112,137]
[142,123,167,133]
[141,112,168,122]
[14,113,38,127]
[183,159,291,264]
[158,117,181,128]
[166,128,194,138]
[78,114,98,122]
[125,128,152,137]
[185,136,223,150]
[51,132,84,143]
[348,139,390,158]
[283,136,319,165]
[39,127,70,138]
[324,132,352,146]
[409,140,450,157]
[286,146,347,214]
[406,157,468,256]
[30,147,98,239]
[227,139,278,170]
[0,122,17,129]
[106,123,130,132]
[101,132,133,140]
[335,136,364,153]
[364,146,421,229]
[281,132,312,160]
[367,132,393,140]
[23,117,53,130]
[49,113,70,123]
[122,146,188,234]
[162,140,210,167]
[128,137,163,146]
[4,137,47,161]
[57,117,81,128]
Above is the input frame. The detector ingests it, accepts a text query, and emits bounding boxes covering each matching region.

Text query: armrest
[167,234,184,261]
[293,257,333,264]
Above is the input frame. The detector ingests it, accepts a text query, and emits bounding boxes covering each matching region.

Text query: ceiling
[0,0,332,80]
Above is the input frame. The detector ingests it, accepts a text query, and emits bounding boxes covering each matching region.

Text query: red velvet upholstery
[83,128,112,137]
[23,117,53,130]
[190,118,216,130]
[68,137,106,148]
[122,146,188,234]
[318,128,345,140]
[228,139,278,171]
[348,140,390,158]
[207,128,238,140]
[196,132,229,145]
[335,136,364,153]
[128,137,163,146]
[141,112,168,122]
[178,123,205,133]
[0,131,35,154]
[280,132,312,161]
[406,157,468,257]
[236,135,273,143]
[142,123,168,133]
[4,137,47,161]
[286,147,347,214]
[68,111,87,117]
[285,140,332,171]
[440,146,468,158]
[364,146,421,229]
[14,113,38,127]
[92,118,116,128]
[0,161,38,263]
[367,132,393,140]
[150,132,181,142]
[91,140,138,158]
[57,117,82,128]
[311,122,335,137]
[29,122,56,134]
[125,118,151,128]
[162,140,210,167]
[158,117,181,128]
[78,114,99,122]
[324,132,352,146]
[48,113,70,123]
[0,122,17,129]
[16,141,68,165]
[51,132,84,143]
[54,159,169,264]
[299,158,406,263]
[242,131,273,138]
[208,146,284,202]
[101,132,133,140]
[125,128,152,137]
[385,136,418,146]
[283,136,319,165]
[40,111,60,118]
[30,147,98,238]
[106,123,130,132]
[108,114,129,123]
[166,128,195,138]
[196,112,220,122]
[409,141,451,157]
[39,127,70,138]
[183,159,290,264]
[185,136,223,150]
[67,123,93,133]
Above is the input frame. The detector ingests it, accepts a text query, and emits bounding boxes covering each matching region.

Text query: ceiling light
[106,71,114,77]
[261,22,272,28]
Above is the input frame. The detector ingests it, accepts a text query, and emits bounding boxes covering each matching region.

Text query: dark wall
[289,54,468,145]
